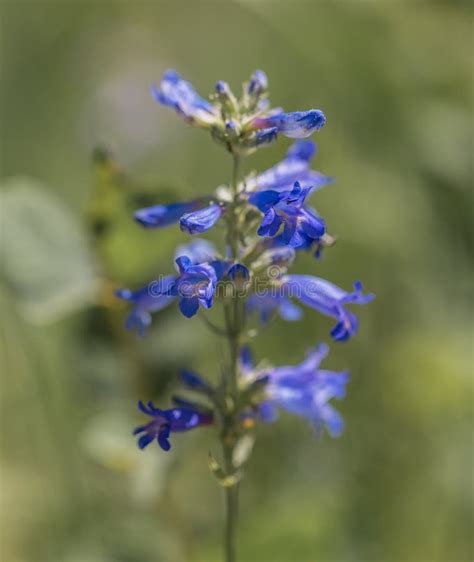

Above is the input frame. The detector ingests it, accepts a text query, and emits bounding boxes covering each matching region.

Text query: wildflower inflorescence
[116,68,373,560]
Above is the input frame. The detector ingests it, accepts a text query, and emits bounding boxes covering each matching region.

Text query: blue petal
[300,211,326,239]
[286,140,316,161]
[132,425,146,436]
[115,289,133,300]
[258,208,283,237]
[278,298,303,321]
[239,345,254,374]
[209,259,229,281]
[330,311,359,342]
[158,424,171,451]
[259,401,279,422]
[138,434,154,449]
[319,405,345,437]
[228,263,250,281]
[175,256,192,273]
[180,204,222,234]
[248,190,282,212]
[253,127,278,147]
[252,110,326,139]
[181,369,210,390]
[151,70,218,127]
[179,297,200,318]
[134,201,202,228]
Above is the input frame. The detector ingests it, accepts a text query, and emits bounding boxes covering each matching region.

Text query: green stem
[222,150,243,562]
[224,445,238,562]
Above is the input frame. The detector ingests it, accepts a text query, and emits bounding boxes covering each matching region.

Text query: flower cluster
[116,69,373,454]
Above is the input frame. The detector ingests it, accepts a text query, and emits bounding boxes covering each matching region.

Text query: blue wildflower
[248,181,325,247]
[167,256,219,318]
[115,276,176,335]
[180,203,223,234]
[134,199,209,229]
[251,110,326,139]
[244,344,349,437]
[133,400,213,451]
[283,277,375,341]
[151,70,219,128]
[247,140,333,192]
[180,369,213,392]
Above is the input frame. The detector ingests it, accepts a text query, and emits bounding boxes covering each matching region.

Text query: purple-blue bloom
[180,203,223,234]
[243,344,349,437]
[247,140,333,192]
[151,70,219,128]
[134,199,208,229]
[181,369,212,392]
[115,275,176,335]
[283,277,374,341]
[133,400,213,451]
[249,181,325,247]
[251,110,326,139]
[167,256,219,318]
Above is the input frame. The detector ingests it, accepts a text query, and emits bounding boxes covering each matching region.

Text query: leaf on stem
[207,451,243,488]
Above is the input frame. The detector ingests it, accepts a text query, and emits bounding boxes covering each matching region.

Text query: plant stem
[222,150,243,562]
[224,444,238,562]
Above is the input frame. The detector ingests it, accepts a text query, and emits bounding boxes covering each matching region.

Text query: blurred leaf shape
[1,177,98,323]
[81,408,173,504]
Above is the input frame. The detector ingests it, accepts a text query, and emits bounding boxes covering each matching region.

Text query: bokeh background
[1,1,472,561]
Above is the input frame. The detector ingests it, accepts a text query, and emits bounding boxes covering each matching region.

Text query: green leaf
[1,177,97,323]
[232,434,255,468]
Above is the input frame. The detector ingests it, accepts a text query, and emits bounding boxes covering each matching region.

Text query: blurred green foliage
[1,1,472,561]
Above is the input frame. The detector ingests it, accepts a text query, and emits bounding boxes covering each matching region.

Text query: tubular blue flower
[134,199,209,229]
[168,256,219,318]
[180,369,212,392]
[133,400,213,451]
[283,277,375,341]
[115,275,176,335]
[247,291,303,323]
[174,239,218,264]
[251,110,326,139]
[179,203,223,234]
[247,69,268,97]
[245,344,349,437]
[249,181,325,247]
[151,70,219,128]
[247,140,333,192]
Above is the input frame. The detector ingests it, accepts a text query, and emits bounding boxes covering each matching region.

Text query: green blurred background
[1,1,472,561]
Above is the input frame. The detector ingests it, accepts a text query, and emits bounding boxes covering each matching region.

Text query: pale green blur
[1,1,472,561]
